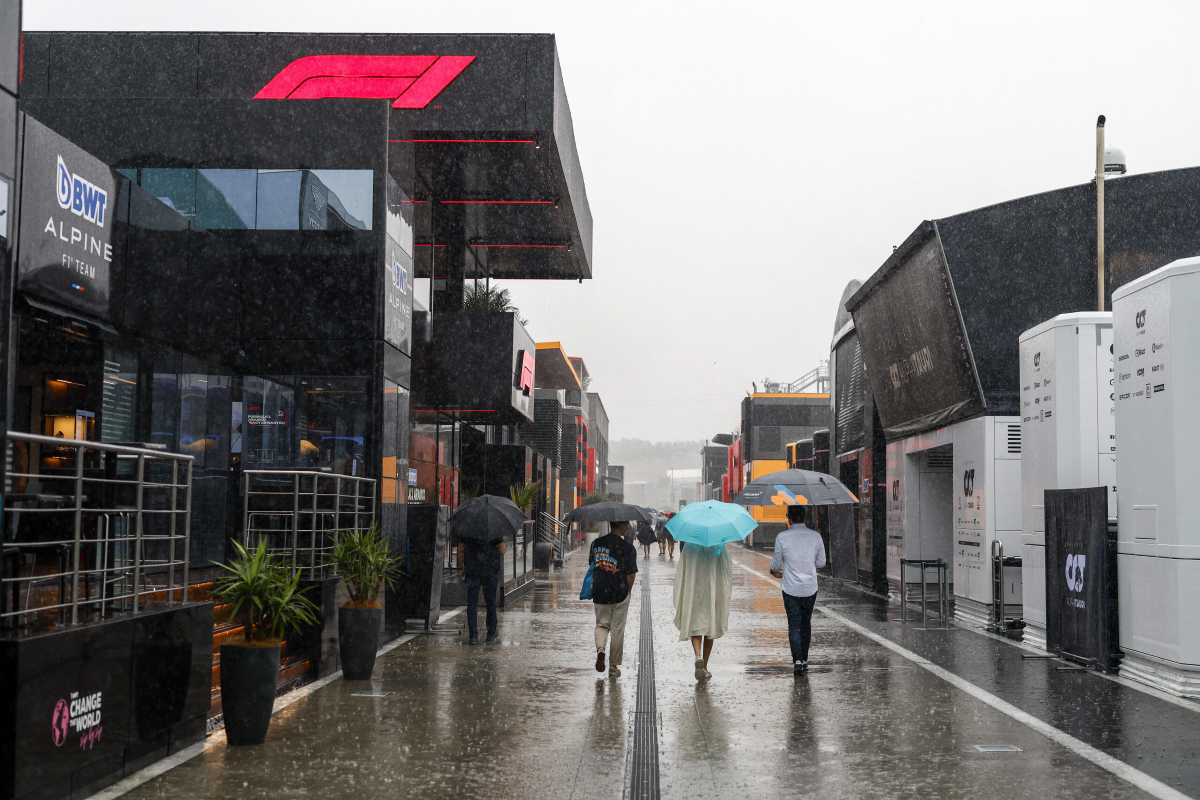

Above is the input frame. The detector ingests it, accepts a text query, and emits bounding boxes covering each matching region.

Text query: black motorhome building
[18,31,592,568]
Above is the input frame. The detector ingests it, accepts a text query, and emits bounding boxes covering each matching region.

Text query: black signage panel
[1044,487,1120,671]
[6,618,133,797]
[847,227,985,440]
[17,115,126,319]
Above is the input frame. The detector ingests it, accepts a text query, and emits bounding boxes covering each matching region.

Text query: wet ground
[110,542,1198,800]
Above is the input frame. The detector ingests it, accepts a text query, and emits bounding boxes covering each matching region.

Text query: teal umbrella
[665,500,758,547]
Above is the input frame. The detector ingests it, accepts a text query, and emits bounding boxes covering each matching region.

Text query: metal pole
[291,473,300,576]
[133,454,145,613]
[920,563,928,628]
[242,471,250,548]
[183,460,192,603]
[1096,115,1106,312]
[168,459,178,604]
[70,444,86,624]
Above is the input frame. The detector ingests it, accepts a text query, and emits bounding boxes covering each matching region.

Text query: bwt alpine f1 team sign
[18,116,123,319]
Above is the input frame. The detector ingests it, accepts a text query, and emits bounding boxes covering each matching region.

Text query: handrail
[2,432,194,629]
[242,469,377,581]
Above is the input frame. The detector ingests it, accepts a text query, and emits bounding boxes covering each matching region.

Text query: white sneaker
[609,666,621,677]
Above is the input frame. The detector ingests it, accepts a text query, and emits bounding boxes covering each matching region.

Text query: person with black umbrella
[450,496,525,645]
[589,520,638,677]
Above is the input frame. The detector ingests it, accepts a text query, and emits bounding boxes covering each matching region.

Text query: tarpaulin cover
[1044,487,1120,672]
[846,225,985,440]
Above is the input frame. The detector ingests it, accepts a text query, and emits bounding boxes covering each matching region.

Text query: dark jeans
[466,570,499,639]
[783,591,817,663]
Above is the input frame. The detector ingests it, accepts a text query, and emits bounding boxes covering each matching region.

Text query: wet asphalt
[114,540,1196,800]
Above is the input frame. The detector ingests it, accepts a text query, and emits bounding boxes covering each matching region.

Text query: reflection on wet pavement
[112,541,1192,800]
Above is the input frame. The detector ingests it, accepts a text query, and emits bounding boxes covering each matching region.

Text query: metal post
[70,444,86,624]
[310,472,320,579]
[1096,115,1106,311]
[168,459,178,604]
[183,460,192,603]
[920,563,928,628]
[242,471,251,549]
[133,454,145,613]
[291,473,300,576]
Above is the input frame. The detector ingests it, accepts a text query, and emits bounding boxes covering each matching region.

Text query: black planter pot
[220,643,280,746]
[339,606,382,680]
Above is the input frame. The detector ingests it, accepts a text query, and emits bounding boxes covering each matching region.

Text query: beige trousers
[594,593,632,666]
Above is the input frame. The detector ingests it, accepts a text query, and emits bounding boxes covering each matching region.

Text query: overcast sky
[27,1,1200,442]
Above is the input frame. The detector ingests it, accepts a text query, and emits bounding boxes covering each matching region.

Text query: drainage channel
[626,571,661,800]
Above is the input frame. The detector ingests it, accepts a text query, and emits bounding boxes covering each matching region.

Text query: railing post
[310,472,320,580]
[291,473,300,577]
[70,443,86,624]
[183,459,192,603]
[242,471,251,549]
[168,459,178,605]
[133,454,145,613]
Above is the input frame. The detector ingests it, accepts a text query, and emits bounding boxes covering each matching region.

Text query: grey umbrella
[563,501,652,524]
[449,495,528,542]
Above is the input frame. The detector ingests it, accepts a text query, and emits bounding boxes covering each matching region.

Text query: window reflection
[128,169,372,231]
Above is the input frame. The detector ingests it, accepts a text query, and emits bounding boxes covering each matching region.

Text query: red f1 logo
[254,55,475,108]
[515,350,535,396]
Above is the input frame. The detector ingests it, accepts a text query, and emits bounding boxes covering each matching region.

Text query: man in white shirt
[769,504,826,674]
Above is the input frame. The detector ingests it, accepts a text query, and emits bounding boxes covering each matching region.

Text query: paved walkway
[101,542,1198,800]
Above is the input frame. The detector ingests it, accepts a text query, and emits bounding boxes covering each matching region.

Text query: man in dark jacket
[589,521,639,677]
[459,535,507,645]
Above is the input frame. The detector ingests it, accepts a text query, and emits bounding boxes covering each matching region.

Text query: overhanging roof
[20,32,593,280]
[535,342,580,390]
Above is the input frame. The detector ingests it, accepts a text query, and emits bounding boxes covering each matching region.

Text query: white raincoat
[672,543,733,640]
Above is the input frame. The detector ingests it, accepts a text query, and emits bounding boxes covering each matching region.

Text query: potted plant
[326,524,403,680]
[509,480,540,516]
[213,539,319,746]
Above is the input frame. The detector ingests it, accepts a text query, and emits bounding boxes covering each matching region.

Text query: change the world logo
[56,156,108,228]
[1065,553,1086,592]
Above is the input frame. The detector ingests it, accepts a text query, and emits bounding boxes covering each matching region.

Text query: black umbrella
[563,501,652,524]
[449,495,528,542]
[732,468,858,507]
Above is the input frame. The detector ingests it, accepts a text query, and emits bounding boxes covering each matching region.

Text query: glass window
[255,170,303,230]
[140,169,197,220]
[100,345,137,444]
[311,170,373,230]
[197,169,256,229]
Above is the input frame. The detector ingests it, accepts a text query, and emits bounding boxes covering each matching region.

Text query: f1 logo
[1135,309,1146,329]
[1065,553,1086,592]
[515,350,535,396]
[963,468,975,497]
[255,55,475,109]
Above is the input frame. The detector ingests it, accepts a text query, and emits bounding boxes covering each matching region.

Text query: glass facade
[117,168,373,231]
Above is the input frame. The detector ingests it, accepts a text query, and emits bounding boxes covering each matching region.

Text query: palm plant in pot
[213,539,319,746]
[325,524,403,680]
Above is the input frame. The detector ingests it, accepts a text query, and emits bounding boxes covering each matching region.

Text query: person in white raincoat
[673,542,733,680]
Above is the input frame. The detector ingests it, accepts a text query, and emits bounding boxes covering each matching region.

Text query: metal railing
[538,512,568,562]
[242,470,376,580]
[898,558,951,630]
[781,362,830,394]
[2,432,193,629]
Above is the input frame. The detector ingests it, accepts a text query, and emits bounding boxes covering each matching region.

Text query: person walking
[458,534,507,645]
[590,520,639,677]
[770,505,826,674]
[636,518,658,558]
[661,512,676,558]
[655,513,667,555]
[673,540,732,680]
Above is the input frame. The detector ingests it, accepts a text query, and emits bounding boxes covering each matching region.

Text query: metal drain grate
[972,744,1022,752]
[626,575,660,800]
[350,691,389,697]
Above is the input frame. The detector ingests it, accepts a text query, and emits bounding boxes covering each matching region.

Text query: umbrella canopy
[665,500,758,547]
[449,495,528,542]
[563,501,652,524]
[732,469,858,507]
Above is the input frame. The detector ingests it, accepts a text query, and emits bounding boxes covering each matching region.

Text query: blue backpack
[579,564,595,600]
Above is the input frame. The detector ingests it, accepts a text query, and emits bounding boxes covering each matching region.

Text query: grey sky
[27,1,1200,442]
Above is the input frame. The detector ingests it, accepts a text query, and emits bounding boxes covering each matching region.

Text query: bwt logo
[515,350,535,396]
[387,253,408,292]
[1135,309,1146,329]
[56,156,108,228]
[1065,553,1086,592]
[962,468,975,497]
[255,55,476,109]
